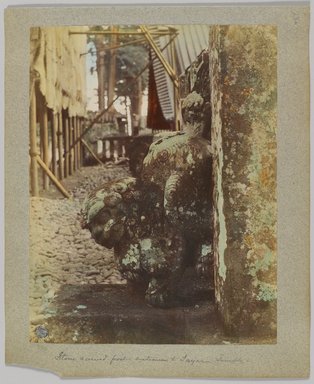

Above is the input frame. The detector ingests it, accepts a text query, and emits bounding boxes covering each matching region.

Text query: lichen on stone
[181,91,204,110]
[256,282,277,302]
[140,238,152,252]
[201,244,212,256]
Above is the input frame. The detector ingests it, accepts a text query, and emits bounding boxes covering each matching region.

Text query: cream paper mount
[4,3,310,379]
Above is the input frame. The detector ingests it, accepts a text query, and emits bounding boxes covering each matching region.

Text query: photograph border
[4,3,310,378]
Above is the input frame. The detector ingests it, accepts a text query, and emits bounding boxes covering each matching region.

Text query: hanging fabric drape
[30,26,87,117]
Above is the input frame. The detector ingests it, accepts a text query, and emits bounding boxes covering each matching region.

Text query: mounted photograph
[28,24,277,345]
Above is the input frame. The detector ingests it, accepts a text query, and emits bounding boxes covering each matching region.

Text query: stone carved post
[209,26,277,336]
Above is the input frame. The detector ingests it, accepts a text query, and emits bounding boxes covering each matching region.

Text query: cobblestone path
[29,164,129,339]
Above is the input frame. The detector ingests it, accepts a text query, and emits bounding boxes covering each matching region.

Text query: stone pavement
[29,164,129,340]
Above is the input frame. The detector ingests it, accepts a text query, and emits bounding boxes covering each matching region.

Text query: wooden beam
[29,83,39,197]
[105,37,146,51]
[36,155,71,198]
[70,30,176,36]
[57,112,64,180]
[140,25,178,88]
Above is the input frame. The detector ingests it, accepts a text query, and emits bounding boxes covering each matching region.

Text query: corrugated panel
[148,26,174,121]
[174,25,209,74]
[148,25,209,122]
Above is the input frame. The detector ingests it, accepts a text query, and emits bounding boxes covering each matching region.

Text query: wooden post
[29,83,39,197]
[77,117,81,168]
[64,113,69,178]
[69,117,74,175]
[170,38,180,131]
[117,140,123,158]
[75,117,78,170]
[57,112,64,180]
[103,139,109,160]
[51,112,58,175]
[95,35,106,120]
[72,116,76,171]
[122,141,126,157]
[73,116,77,172]
[108,26,117,110]
[109,139,115,161]
[79,118,84,167]
[39,101,49,190]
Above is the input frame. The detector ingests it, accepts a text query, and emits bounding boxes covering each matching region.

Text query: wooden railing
[29,83,86,197]
[86,134,154,163]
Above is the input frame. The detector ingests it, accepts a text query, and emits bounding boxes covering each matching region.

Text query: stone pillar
[209,26,277,337]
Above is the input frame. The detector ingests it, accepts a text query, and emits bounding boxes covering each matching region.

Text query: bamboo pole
[70,30,176,36]
[140,25,178,88]
[73,116,77,171]
[57,112,64,180]
[81,118,85,166]
[78,118,83,167]
[80,37,148,57]
[170,37,180,132]
[39,102,49,190]
[72,117,76,172]
[51,112,58,174]
[36,155,71,198]
[95,35,106,119]
[77,118,81,168]
[29,82,39,197]
[81,139,104,166]
[64,114,69,178]
[69,117,74,175]
[107,26,117,109]
[105,37,146,51]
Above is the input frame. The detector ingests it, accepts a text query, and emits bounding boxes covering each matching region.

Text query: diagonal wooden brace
[140,25,179,88]
[36,155,71,198]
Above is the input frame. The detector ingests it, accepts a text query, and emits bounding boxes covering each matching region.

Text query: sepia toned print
[29,24,277,345]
